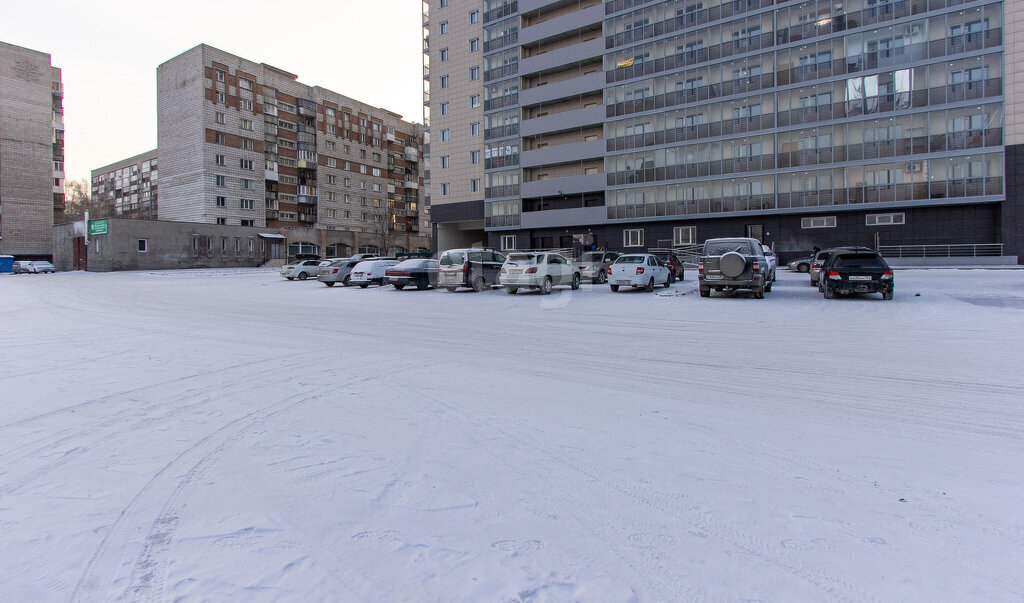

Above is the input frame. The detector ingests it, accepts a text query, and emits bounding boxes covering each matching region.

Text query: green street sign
[89,219,108,236]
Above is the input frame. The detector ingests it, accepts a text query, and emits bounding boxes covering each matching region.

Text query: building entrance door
[73,237,88,270]
[746,224,764,241]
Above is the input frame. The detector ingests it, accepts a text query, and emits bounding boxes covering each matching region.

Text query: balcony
[265,169,279,181]
[520,71,603,106]
[296,195,318,204]
[520,105,604,137]
[521,139,604,168]
[520,38,604,76]
[519,4,603,46]
[403,181,419,189]
[520,173,605,198]
[519,205,606,229]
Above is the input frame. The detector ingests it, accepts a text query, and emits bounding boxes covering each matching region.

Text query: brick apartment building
[91,149,159,220]
[0,41,64,259]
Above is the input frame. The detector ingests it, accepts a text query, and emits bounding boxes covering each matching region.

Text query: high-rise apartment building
[0,41,64,258]
[91,149,159,220]
[425,0,1022,261]
[158,44,428,258]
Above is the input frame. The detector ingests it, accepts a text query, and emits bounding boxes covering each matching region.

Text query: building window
[325,107,335,117]
[470,178,480,192]
[469,38,479,52]
[137,239,148,253]
[470,95,480,108]
[469,122,480,136]
[216,69,225,82]
[216,195,226,207]
[239,78,252,91]
[624,228,644,247]
[241,99,253,111]
[440,155,450,168]
[327,174,336,184]
[470,150,480,164]
[501,234,516,250]
[439,182,450,196]
[240,118,253,131]
[240,199,254,210]
[215,175,226,187]
[242,220,254,228]
[440,101,449,115]
[439,0,447,6]
[216,217,226,225]
[866,213,905,226]
[439,21,448,34]
[215,154,225,166]
[240,178,256,190]
[240,159,254,170]
[672,226,695,245]
[801,216,837,229]
[440,129,450,142]
[215,111,225,124]
[440,48,449,61]
[440,75,449,88]
[215,132,226,145]
[216,91,226,104]
[240,138,254,150]
[469,10,479,23]
[470,66,480,80]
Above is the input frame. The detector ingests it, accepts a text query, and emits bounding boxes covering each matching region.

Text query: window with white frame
[137,239,148,253]
[440,129,450,141]
[440,155,450,169]
[469,123,480,136]
[801,216,837,228]
[469,10,479,23]
[501,234,516,250]
[439,21,448,34]
[866,212,905,226]
[440,101,449,115]
[469,38,479,52]
[440,48,449,61]
[470,95,481,108]
[240,199,254,210]
[439,182,450,195]
[673,226,696,245]
[624,228,644,247]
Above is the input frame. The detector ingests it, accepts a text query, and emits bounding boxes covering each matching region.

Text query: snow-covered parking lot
[2,267,1023,601]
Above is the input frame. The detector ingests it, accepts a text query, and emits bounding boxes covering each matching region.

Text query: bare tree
[60,178,91,222]
[369,200,399,255]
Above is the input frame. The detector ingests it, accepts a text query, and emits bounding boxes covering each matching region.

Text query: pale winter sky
[0,0,425,184]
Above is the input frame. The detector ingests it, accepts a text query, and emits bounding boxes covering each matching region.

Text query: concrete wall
[0,42,57,256]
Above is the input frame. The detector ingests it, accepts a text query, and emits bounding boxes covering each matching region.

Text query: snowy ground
[1,267,1022,602]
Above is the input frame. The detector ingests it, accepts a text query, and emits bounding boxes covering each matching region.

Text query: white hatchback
[607,254,671,292]
[349,259,400,288]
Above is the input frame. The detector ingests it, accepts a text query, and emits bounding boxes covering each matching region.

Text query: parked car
[31,261,56,273]
[760,244,777,282]
[819,249,894,300]
[280,259,322,280]
[575,251,620,283]
[386,259,438,290]
[14,260,56,274]
[437,248,506,292]
[317,258,352,287]
[499,252,581,294]
[810,246,874,286]
[348,253,379,261]
[607,254,672,292]
[350,259,401,287]
[653,252,685,280]
[698,237,770,298]
[787,256,814,273]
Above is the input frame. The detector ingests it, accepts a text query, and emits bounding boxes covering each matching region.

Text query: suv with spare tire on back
[698,237,771,298]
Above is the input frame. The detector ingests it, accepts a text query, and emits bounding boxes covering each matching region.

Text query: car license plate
[704,274,723,280]
[616,280,630,285]
[508,269,522,274]
[849,275,872,281]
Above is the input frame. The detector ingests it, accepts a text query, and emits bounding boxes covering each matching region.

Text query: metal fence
[878,244,1004,258]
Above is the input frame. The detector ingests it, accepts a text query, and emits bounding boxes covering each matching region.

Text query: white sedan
[280,260,322,280]
[607,254,672,292]
[350,259,400,287]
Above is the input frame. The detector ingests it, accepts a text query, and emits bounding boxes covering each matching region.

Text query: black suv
[819,249,894,300]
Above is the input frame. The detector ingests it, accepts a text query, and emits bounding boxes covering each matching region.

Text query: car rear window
[615,255,645,264]
[835,254,887,268]
[705,241,752,255]
[578,252,602,263]
[439,251,465,266]
[394,259,426,269]
[506,253,537,264]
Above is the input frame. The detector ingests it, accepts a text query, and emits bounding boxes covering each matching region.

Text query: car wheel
[359,283,368,288]
[298,272,309,280]
[798,263,810,273]
[471,276,486,292]
[663,275,671,288]
[417,282,429,290]
[823,282,834,299]
[679,269,684,282]
[446,286,457,293]
[699,287,710,297]
[882,288,894,301]
[765,280,772,293]
[645,278,655,292]
[342,275,351,287]
[324,281,335,287]
[394,284,405,290]
[540,276,553,295]
[595,271,606,284]
[719,252,746,278]
[571,273,581,290]
[506,287,518,295]
[610,285,619,292]
[286,277,294,281]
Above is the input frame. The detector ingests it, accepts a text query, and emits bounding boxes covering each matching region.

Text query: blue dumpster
[0,255,13,273]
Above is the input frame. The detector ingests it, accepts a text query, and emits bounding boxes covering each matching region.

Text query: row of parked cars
[11,260,56,274]
[282,239,893,300]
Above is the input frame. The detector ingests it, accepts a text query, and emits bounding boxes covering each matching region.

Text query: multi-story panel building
[158,44,428,259]
[425,0,1022,262]
[91,149,159,220]
[0,41,64,258]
